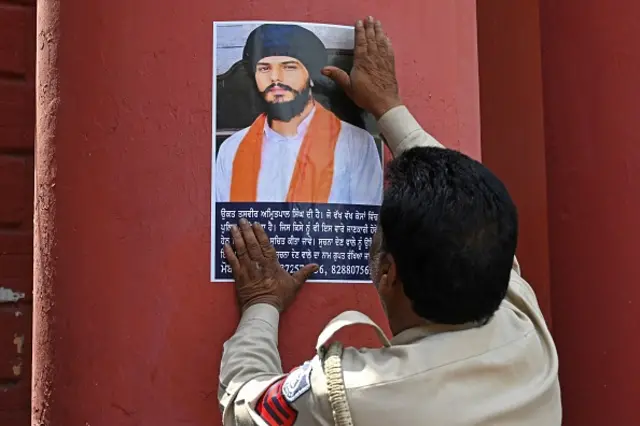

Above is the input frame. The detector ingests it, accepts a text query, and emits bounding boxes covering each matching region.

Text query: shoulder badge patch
[282,361,313,403]
[256,378,298,426]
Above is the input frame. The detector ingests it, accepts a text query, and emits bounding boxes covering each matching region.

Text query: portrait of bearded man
[214,23,383,205]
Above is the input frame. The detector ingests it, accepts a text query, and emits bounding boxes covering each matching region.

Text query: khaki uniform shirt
[218,106,562,425]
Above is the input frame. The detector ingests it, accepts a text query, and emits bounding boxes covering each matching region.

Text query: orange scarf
[230,103,342,203]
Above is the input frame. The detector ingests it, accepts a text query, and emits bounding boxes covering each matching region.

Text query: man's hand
[322,16,402,119]
[223,219,319,313]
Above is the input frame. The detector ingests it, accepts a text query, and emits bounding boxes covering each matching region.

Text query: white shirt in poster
[215,107,383,205]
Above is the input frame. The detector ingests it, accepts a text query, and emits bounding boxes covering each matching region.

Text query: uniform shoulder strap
[317,311,391,426]
[316,310,390,352]
[322,341,352,426]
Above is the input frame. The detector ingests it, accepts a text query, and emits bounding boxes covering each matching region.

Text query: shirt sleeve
[218,304,334,425]
[349,132,384,206]
[218,304,283,421]
[504,257,546,320]
[377,105,445,156]
[251,355,335,426]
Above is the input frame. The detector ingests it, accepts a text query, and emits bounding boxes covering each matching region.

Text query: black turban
[243,24,328,82]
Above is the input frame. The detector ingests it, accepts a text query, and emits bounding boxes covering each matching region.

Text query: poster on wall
[211,20,384,283]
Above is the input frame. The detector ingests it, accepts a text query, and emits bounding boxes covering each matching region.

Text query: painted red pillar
[540,1,640,424]
[476,0,551,322]
[33,0,481,424]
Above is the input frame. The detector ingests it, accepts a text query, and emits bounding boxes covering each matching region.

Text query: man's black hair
[380,147,518,325]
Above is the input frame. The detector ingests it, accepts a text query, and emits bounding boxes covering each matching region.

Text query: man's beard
[259,80,312,122]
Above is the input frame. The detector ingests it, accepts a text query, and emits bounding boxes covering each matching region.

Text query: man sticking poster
[214,23,383,205]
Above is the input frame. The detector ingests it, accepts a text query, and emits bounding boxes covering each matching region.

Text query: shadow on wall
[214,49,380,156]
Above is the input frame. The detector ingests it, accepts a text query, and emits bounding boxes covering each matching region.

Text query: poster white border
[210,20,378,284]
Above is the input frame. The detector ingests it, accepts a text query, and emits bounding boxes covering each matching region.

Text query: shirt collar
[263,106,316,140]
[390,322,481,345]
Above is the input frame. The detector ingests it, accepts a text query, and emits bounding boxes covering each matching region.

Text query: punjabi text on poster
[214,202,379,282]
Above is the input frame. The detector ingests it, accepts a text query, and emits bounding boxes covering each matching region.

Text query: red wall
[476,0,552,322]
[540,1,640,424]
[33,1,481,424]
[0,0,35,425]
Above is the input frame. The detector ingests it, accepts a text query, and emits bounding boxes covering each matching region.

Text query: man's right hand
[322,16,402,120]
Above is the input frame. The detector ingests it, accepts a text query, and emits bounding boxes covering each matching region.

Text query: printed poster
[211,21,384,283]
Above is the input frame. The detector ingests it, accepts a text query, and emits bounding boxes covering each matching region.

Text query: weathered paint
[13,334,24,354]
[33,1,481,425]
[12,335,24,376]
[12,361,22,377]
[0,0,35,423]
[0,306,31,422]
[0,288,26,303]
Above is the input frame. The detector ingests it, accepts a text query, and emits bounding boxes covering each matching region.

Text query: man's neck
[270,100,315,137]
[387,296,430,336]
[389,310,483,337]
[389,316,429,337]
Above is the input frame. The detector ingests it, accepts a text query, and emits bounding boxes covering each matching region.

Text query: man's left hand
[224,218,319,313]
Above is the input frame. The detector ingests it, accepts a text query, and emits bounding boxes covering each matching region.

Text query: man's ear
[378,253,398,290]
[378,273,389,292]
[386,255,399,289]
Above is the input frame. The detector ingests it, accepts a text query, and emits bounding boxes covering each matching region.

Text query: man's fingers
[223,243,242,281]
[322,66,351,93]
[374,19,388,54]
[354,19,367,56]
[292,263,319,285]
[253,222,277,259]
[364,16,378,54]
[239,218,263,261]
[385,36,394,56]
[230,225,251,267]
